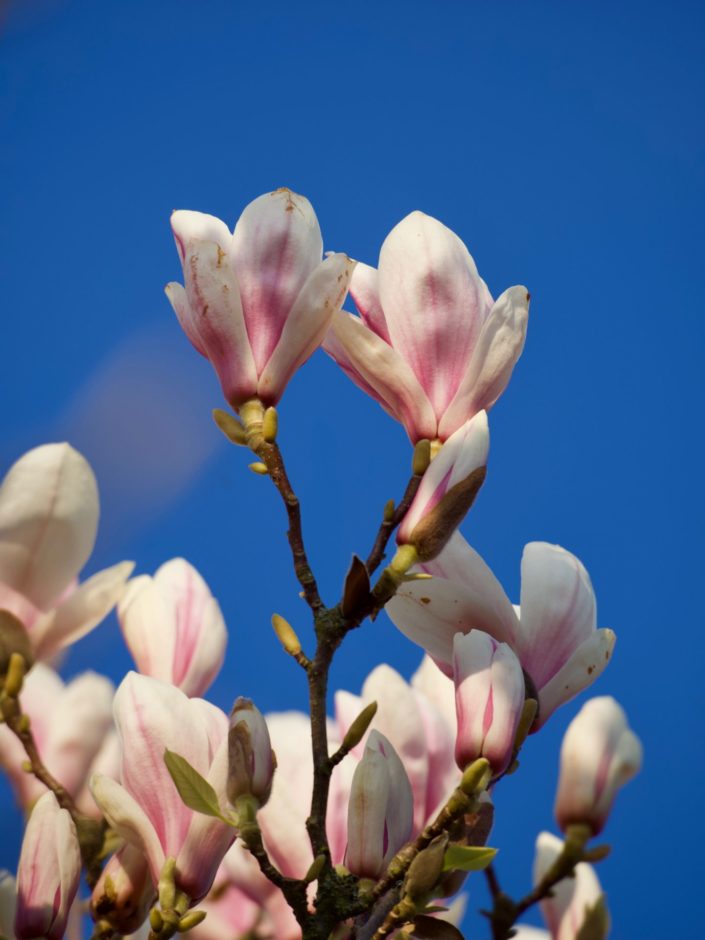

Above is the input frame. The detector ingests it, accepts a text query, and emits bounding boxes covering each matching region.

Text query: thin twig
[365,474,422,576]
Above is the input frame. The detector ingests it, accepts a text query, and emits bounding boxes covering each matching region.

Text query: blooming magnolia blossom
[555,697,642,835]
[90,673,236,902]
[118,558,227,698]
[166,189,355,409]
[345,730,414,879]
[324,210,529,443]
[534,832,607,940]
[0,443,133,660]
[0,663,115,814]
[397,411,489,557]
[14,791,81,940]
[387,535,615,727]
[453,631,525,777]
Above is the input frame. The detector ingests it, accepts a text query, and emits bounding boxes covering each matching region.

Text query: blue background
[1,0,703,935]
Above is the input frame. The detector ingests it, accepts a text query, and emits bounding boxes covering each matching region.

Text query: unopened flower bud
[0,611,33,679]
[404,833,449,900]
[91,845,155,935]
[262,407,278,443]
[555,696,642,835]
[341,700,378,752]
[412,439,431,476]
[398,412,489,561]
[212,409,247,446]
[227,698,276,807]
[271,613,302,657]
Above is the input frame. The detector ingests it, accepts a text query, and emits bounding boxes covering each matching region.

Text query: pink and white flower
[0,663,115,814]
[14,791,81,940]
[387,535,615,727]
[324,210,529,443]
[555,697,642,835]
[453,631,525,777]
[118,558,227,698]
[90,673,236,902]
[167,189,355,409]
[0,443,133,660]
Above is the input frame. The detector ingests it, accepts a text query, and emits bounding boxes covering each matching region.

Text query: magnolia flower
[324,210,529,443]
[0,662,114,814]
[344,731,414,879]
[555,697,642,835]
[166,189,355,409]
[14,791,81,940]
[453,631,525,777]
[387,535,615,727]
[118,558,227,697]
[0,443,133,660]
[534,832,609,940]
[90,673,236,902]
[397,412,489,559]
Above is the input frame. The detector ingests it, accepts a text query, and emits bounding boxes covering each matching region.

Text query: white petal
[0,444,99,610]
[537,629,616,727]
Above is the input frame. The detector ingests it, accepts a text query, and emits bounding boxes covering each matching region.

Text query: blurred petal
[32,561,134,659]
[0,444,99,610]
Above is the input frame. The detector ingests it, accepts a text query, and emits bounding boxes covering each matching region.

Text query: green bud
[4,652,26,698]
[304,854,327,884]
[404,833,449,900]
[412,439,432,475]
[341,701,378,752]
[383,498,396,521]
[212,408,247,445]
[177,910,207,932]
[158,858,177,911]
[150,907,164,932]
[248,462,268,475]
[460,757,491,796]
[262,407,278,442]
[513,699,538,752]
[271,614,301,656]
[0,611,33,678]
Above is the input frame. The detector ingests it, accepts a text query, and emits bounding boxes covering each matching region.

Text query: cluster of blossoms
[0,188,642,940]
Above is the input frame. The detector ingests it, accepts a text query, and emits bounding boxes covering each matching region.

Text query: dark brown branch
[365,473,422,576]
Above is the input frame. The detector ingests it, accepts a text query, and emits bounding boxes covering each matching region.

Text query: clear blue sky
[1,1,703,935]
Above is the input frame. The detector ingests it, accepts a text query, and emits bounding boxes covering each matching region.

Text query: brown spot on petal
[587,666,594,675]
[420,597,431,605]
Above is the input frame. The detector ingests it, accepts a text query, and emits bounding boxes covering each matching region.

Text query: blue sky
[1,0,704,935]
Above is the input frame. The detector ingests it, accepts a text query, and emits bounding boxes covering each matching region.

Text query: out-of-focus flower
[324,210,529,443]
[0,663,114,814]
[193,842,299,940]
[90,673,235,903]
[14,791,81,940]
[333,662,458,839]
[118,558,226,698]
[0,443,133,660]
[344,730,414,879]
[534,832,609,940]
[166,189,355,409]
[227,698,275,806]
[453,631,525,777]
[91,845,155,936]
[387,535,615,727]
[0,871,17,940]
[555,697,642,835]
[397,413,489,560]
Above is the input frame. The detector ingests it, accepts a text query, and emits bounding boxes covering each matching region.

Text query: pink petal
[517,543,597,690]
[165,282,207,357]
[230,189,323,373]
[349,261,390,342]
[378,211,494,418]
[439,286,529,440]
[171,210,232,264]
[182,239,258,406]
[324,310,437,441]
[536,629,616,728]
[257,253,355,405]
